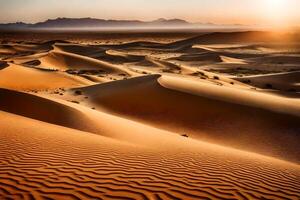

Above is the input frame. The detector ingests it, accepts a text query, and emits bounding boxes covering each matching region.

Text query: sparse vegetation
[66,69,106,75]
[192,71,205,76]
[207,68,279,76]
[181,134,189,138]
[74,90,83,95]
[213,76,220,80]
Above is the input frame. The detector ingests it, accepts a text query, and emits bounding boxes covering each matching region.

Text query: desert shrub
[192,71,205,76]
[181,134,189,138]
[74,90,82,95]
[213,76,220,80]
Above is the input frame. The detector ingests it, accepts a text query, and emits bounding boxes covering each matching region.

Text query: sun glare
[264,0,288,26]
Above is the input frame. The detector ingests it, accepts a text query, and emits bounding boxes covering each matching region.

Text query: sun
[265,0,286,14]
[264,0,288,26]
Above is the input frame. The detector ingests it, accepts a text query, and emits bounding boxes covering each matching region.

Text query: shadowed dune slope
[236,71,300,91]
[78,75,300,163]
[171,52,223,63]
[54,43,104,56]
[0,42,53,55]
[1,109,300,199]
[0,88,99,133]
[167,31,282,49]
[0,64,91,90]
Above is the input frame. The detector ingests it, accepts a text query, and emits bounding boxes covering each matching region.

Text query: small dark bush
[213,76,220,80]
[74,90,82,95]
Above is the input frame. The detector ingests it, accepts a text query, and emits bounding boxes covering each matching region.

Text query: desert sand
[0,31,300,199]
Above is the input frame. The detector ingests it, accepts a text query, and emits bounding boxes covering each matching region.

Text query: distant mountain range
[0,17,246,30]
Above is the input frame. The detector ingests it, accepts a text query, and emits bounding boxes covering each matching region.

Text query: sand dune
[236,71,300,92]
[171,52,223,63]
[167,31,283,48]
[76,74,300,163]
[0,88,103,133]
[54,43,104,57]
[0,45,18,55]
[39,50,131,74]
[1,31,300,199]
[251,55,300,65]
[220,55,247,64]
[0,63,91,90]
[1,97,300,199]
[0,42,53,57]
[0,87,193,145]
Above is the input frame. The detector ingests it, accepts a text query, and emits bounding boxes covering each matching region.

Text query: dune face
[1,31,300,199]
[0,63,91,90]
[79,75,300,163]
[235,71,300,92]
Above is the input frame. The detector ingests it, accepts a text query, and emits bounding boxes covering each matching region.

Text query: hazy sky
[0,0,300,26]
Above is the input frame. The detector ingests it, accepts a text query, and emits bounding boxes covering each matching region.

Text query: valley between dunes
[0,31,300,199]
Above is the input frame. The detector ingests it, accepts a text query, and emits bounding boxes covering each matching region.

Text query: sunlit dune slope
[39,49,132,75]
[0,64,91,90]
